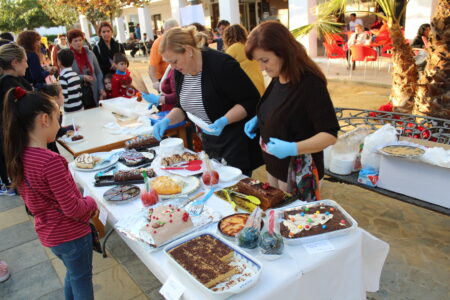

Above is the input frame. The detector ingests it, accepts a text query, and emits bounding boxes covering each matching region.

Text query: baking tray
[277,199,358,244]
[164,232,262,299]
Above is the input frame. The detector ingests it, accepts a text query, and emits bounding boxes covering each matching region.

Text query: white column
[138,5,154,39]
[404,0,438,40]
[170,0,183,25]
[219,0,240,24]
[115,17,126,43]
[79,15,91,41]
[289,0,317,57]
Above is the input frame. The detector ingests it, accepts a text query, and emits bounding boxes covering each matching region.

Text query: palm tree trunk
[389,23,419,114]
[412,0,450,119]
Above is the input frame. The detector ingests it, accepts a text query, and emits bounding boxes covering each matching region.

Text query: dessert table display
[69,139,389,300]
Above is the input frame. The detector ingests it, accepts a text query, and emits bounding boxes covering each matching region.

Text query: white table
[71,154,389,300]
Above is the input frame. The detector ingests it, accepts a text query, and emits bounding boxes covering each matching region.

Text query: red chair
[324,33,345,47]
[349,45,378,79]
[380,44,393,72]
[323,42,347,74]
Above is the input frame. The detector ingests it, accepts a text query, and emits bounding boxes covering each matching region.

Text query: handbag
[80,81,96,109]
[24,178,104,253]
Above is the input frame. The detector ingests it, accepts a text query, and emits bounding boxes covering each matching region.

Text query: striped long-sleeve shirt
[59,67,83,112]
[18,147,97,247]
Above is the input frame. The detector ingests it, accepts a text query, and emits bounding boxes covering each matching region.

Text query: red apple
[141,189,159,207]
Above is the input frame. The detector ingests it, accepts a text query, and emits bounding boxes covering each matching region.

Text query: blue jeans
[51,233,94,300]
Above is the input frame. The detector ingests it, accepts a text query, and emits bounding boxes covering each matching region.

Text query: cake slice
[236,178,285,210]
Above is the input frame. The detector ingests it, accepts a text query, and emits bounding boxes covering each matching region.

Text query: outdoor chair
[323,42,347,74]
[380,44,393,72]
[349,45,378,80]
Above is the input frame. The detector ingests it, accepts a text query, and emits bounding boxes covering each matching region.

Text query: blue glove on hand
[142,92,161,106]
[152,118,170,141]
[266,137,298,159]
[244,116,258,139]
[204,116,228,136]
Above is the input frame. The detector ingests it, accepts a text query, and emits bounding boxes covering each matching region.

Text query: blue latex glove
[141,92,161,106]
[244,116,258,139]
[204,116,228,136]
[266,137,298,159]
[152,118,170,141]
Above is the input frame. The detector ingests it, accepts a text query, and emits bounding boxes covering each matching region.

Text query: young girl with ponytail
[2,87,97,300]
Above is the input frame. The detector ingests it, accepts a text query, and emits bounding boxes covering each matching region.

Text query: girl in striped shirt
[2,87,97,300]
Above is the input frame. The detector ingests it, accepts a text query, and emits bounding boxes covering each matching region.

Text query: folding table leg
[102,228,116,258]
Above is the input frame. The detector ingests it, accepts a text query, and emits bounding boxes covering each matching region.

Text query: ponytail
[2,88,56,187]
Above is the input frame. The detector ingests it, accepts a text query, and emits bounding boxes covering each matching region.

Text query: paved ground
[0,56,448,300]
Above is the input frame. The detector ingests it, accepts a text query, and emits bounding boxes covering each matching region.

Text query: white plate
[186,112,214,132]
[150,175,200,199]
[217,166,242,182]
[71,152,120,172]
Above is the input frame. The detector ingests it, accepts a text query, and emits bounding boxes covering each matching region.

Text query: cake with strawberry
[140,205,193,247]
[236,178,285,210]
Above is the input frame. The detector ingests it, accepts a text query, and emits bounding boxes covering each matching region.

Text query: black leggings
[0,143,10,186]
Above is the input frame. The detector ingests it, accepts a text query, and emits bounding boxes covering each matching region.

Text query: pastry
[75,153,95,169]
[168,235,238,288]
[120,150,145,166]
[381,145,425,157]
[71,134,84,141]
[219,213,250,237]
[125,135,160,149]
[280,204,352,239]
[113,168,156,182]
[150,176,183,195]
[161,152,199,167]
[140,205,193,246]
[236,178,285,210]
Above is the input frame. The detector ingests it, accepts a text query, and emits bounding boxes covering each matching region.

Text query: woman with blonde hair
[0,42,32,195]
[152,26,262,175]
[223,24,265,95]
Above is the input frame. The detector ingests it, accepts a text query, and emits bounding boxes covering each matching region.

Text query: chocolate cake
[236,178,285,210]
[168,235,237,288]
[113,168,156,182]
[125,135,160,149]
[280,204,352,239]
[120,150,145,165]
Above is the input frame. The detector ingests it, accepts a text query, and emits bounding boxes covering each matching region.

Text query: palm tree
[412,0,450,119]
[292,0,419,114]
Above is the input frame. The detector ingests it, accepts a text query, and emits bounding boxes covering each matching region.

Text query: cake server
[223,189,237,211]
[188,188,215,216]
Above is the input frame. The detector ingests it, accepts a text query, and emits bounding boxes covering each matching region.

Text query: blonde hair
[159,26,204,54]
[0,43,26,75]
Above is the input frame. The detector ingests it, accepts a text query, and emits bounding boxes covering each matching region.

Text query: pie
[381,145,425,157]
[150,176,182,195]
[219,214,249,237]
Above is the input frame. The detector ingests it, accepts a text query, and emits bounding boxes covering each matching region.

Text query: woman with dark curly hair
[411,23,431,49]
[93,22,125,76]
[17,30,55,89]
[223,24,265,96]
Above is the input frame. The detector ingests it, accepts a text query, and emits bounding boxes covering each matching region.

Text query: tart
[218,213,250,238]
[381,145,425,157]
[150,176,182,195]
[75,153,98,169]
[103,185,140,202]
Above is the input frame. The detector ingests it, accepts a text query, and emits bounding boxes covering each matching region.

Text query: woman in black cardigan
[93,22,125,76]
[244,21,340,199]
[152,27,262,175]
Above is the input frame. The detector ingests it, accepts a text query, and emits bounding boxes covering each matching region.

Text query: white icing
[283,213,333,235]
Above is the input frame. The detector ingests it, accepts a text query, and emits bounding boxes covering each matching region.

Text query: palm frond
[292,20,343,39]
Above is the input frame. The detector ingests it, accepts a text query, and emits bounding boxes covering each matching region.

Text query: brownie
[236,178,285,210]
[280,204,352,239]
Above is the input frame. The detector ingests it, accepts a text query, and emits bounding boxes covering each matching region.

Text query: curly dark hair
[223,24,248,48]
[67,29,84,43]
[417,23,431,37]
[17,30,41,54]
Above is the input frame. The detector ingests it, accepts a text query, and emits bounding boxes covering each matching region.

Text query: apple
[202,170,219,186]
[141,189,159,207]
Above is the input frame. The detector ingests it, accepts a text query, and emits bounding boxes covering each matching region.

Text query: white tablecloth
[71,156,389,300]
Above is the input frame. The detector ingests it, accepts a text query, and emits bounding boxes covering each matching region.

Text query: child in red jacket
[111,53,136,98]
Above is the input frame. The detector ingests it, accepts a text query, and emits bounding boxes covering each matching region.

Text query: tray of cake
[276,199,358,244]
[114,203,221,250]
[164,233,262,299]
[94,167,156,187]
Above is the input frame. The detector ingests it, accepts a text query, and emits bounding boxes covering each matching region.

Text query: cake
[140,205,193,246]
[125,135,160,149]
[71,134,84,141]
[103,185,140,202]
[120,150,145,166]
[236,178,285,210]
[75,153,98,169]
[280,204,352,239]
[168,235,238,288]
[113,168,156,182]
[161,152,199,167]
[150,176,183,195]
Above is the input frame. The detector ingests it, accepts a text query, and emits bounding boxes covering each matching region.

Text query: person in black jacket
[152,26,262,176]
[93,22,125,76]
[0,42,33,194]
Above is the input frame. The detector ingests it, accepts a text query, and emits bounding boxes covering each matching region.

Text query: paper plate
[72,152,119,172]
[186,112,214,132]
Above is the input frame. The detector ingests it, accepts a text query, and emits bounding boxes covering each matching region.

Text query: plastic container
[159,137,184,155]
[329,154,355,175]
[164,233,262,300]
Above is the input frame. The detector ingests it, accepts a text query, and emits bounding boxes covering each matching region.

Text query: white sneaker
[0,261,10,283]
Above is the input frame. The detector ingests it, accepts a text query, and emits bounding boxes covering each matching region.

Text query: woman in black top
[245,21,340,199]
[0,43,33,193]
[152,27,262,175]
[93,22,125,76]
